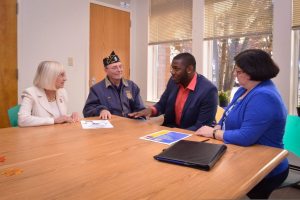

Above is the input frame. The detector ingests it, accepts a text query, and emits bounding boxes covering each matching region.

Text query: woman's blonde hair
[33,61,65,90]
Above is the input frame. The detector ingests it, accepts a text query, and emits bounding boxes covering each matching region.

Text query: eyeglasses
[233,67,244,76]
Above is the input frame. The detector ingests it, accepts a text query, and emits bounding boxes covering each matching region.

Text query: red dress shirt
[175,74,197,125]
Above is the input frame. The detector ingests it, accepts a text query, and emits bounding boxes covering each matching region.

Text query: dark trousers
[247,168,289,199]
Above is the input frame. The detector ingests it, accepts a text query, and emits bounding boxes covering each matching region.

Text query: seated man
[83,51,145,119]
[129,52,218,131]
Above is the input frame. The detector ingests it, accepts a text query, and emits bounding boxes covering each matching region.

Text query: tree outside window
[210,35,272,93]
[204,0,273,100]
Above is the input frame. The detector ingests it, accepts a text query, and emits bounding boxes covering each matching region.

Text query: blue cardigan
[220,80,288,177]
[154,74,218,131]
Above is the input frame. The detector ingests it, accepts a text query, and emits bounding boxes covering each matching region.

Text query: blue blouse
[219,80,288,177]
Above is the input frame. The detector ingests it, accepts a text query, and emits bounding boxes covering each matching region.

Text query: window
[148,0,192,102]
[204,0,273,97]
[148,42,192,101]
[292,0,300,113]
[293,31,300,107]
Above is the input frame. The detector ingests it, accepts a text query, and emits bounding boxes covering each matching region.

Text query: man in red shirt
[129,52,218,131]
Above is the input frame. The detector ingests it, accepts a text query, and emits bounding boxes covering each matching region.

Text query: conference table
[0,116,288,199]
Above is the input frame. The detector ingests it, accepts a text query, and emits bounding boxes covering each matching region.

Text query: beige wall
[18,0,90,115]
[193,0,205,74]
[130,0,149,99]
[272,0,293,113]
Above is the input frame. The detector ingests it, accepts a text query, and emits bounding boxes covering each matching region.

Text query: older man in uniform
[83,51,145,119]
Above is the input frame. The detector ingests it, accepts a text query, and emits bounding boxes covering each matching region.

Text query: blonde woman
[18,61,79,127]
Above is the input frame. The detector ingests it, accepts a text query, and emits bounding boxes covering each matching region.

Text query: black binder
[154,140,227,171]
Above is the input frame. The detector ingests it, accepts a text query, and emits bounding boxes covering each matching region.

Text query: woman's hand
[99,109,112,120]
[54,115,73,124]
[71,112,80,122]
[195,125,224,141]
[195,125,214,138]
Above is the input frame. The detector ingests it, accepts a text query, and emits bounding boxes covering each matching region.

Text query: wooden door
[0,0,17,128]
[90,4,130,86]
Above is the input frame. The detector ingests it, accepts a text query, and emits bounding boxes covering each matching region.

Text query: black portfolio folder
[154,140,227,171]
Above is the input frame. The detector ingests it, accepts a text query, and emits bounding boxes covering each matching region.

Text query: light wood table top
[0,116,288,200]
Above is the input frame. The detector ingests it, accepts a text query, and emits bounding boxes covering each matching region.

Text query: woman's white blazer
[18,86,68,127]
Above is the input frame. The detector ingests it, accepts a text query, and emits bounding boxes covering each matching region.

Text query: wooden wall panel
[0,0,17,128]
[90,4,130,86]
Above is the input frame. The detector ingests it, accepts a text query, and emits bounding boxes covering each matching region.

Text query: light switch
[68,57,74,67]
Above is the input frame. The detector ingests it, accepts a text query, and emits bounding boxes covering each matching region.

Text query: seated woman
[195,49,289,199]
[18,61,79,127]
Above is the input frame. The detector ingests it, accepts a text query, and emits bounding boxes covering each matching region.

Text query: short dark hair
[234,49,279,81]
[173,52,196,71]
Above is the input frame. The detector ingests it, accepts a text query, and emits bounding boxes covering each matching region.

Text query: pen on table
[200,139,210,143]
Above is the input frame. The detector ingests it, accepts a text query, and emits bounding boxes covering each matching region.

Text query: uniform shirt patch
[125,90,133,99]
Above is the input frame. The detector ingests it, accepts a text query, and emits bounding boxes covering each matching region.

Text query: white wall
[93,0,130,9]
[272,0,293,112]
[130,0,149,99]
[18,0,89,115]
[193,0,205,74]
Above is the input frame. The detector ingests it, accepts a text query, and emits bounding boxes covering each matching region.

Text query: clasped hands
[54,112,80,124]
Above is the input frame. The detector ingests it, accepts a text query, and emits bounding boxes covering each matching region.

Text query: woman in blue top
[196,49,289,199]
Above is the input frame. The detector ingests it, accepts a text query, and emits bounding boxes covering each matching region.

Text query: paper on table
[140,130,191,145]
[81,120,113,129]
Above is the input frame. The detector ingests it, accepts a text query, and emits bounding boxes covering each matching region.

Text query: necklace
[47,95,56,102]
[45,90,56,102]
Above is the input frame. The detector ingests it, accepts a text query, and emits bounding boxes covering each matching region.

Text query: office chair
[278,115,300,189]
[7,105,20,127]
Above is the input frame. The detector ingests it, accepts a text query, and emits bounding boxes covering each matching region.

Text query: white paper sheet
[80,120,113,129]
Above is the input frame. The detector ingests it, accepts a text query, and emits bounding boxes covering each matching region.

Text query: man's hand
[128,108,152,119]
[99,109,112,119]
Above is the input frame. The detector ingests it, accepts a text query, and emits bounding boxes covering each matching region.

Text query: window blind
[204,0,273,40]
[149,0,192,45]
[293,0,300,29]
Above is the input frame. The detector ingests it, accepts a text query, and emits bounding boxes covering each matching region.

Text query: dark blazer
[154,74,218,131]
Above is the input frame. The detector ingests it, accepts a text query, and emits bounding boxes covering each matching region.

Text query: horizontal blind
[293,0,300,29]
[149,0,192,45]
[204,0,273,40]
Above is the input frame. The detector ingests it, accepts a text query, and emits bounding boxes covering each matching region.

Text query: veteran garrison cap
[103,51,121,67]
